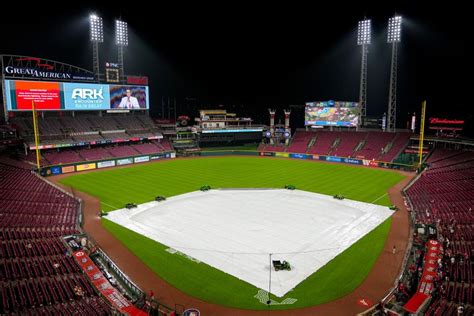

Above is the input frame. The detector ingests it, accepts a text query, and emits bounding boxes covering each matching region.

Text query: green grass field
[60,156,405,310]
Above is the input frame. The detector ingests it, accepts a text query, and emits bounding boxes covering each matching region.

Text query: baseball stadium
[0,5,472,316]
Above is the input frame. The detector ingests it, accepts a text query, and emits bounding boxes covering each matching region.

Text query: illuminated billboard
[305,100,359,127]
[63,83,111,110]
[110,85,148,109]
[9,81,61,110]
[4,80,149,111]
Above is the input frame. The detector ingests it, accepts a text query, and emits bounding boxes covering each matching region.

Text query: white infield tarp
[106,189,393,297]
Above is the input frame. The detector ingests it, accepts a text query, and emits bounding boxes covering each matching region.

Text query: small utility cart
[272,260,291,271]
[155,196,167,202]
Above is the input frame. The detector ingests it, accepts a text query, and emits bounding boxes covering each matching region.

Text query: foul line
[371,193,388,204]
[101,202,119,210]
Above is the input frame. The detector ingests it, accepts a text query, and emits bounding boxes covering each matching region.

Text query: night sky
[1,3,470,134]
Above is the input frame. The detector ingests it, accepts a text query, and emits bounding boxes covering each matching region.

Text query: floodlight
[357,19,371,45]
[89,14,104,43]
[387,16,402,43]
[115,20,128,46]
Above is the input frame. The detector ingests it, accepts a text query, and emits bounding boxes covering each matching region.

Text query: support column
[284,109,291,146]
[268,109,276,145]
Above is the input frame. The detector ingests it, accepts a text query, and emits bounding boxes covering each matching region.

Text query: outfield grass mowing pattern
[60,157,405,309]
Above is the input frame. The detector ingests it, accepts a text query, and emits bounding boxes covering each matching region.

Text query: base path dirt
[49,160,414,316]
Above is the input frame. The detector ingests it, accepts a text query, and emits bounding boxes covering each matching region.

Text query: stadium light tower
[357,19,371,127]
[387,15,402,132]
[89,14,104,81]
[115,19,128,83]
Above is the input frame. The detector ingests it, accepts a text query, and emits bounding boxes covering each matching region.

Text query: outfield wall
[40,149,415,176]
[39,151,176,176]
[199,150,416,171]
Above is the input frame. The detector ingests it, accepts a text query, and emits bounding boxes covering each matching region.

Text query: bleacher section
[307,131,339,155]
[287,131,313,153]
[43,150,83,165]
[11,114,163,146]
[0,163,113,314]
[354,132,396,160]
[24,140,172,166]
[10,114,174,167]
[61,117,93,134]
[87,116,119,131]
[157,140,172,151]
[262,130,410,162]
[131,142,164,155]
[72,134,102,143]
[379,132,411,162]
[258,144,286,152]
[407,151,474,224]
[79,147,113,161]
[107,145,140,158]
[404,148,474,314]
[100,132,130,141]
[330,132,367,158]
[425,148,465,164]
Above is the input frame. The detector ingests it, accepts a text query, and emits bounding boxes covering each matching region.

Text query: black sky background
[1,3,470,135]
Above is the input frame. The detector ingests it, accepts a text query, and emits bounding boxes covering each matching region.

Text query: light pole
[357,19,371,127]
[387,15,402,132]
[89,14,104,81]
[115,19,129,83]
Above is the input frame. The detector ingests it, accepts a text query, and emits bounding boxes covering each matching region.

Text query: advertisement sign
[73,251,147,316]
[50,166,62,175]
[97,160,116,168]
[369,160,379,167]
[117,158,133,165]
[150,154,161,160]
[275,152,289,158]
[127,76,149,85]
[40,169,52,176]
[170,152,176,158]
[363,159,379,167]
[5,80,149,111]
[324,156,342,163]
[4,65,82,80]
[416,240,441,296]
[105,62,119,69]
[259,152,275,157]
[342,158,362,165]
[76,163,96,171]
[305,100,359,127]
[63,83,111,110]
[134,156,150,163]
[289,153,311,159]
[429,118,464,125]
[3,56,95,81]
[428,117,464,132]
[201,128,263,134]
[4,67,94,82]
[109,85,149,109]
[6,80,61,110]
[62,166,75,173]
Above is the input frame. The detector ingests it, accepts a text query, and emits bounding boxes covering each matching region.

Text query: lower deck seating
[0,163,113,315]
[404,148,474,313]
